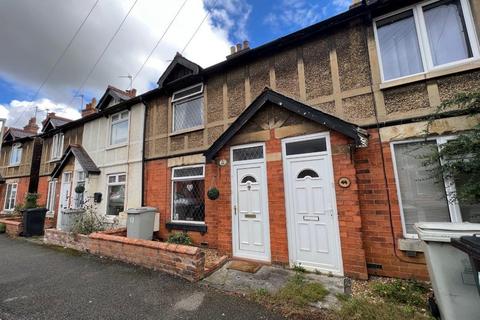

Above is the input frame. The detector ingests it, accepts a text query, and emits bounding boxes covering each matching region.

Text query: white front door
[282,133,343,274]
[231,144,270,262]
[56,172,72,229]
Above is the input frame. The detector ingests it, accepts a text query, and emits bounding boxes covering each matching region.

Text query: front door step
[227,260,262,273]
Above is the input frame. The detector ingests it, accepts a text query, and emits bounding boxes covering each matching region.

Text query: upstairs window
[110,111,129,146]
[9,143,22,166]
[374,0,479,82]
[172,83,204,133]
[51,133,64,160]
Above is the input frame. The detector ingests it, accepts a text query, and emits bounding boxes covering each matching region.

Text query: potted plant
[207,187,220,200]
[21,193,48,237]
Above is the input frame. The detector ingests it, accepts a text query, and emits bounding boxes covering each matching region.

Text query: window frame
[51,133,64,160]
[109,110,130,147]
[9,143,22,166]
[3,183,18,211]
[106,173,126,216]
[46,179,57,214]
[373,0,480,83]
[390,135,467,239]
[170,164,205,225]
[171,83,204,134]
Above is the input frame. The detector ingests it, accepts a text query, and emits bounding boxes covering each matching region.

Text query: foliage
[370,279,429,308]
[292,263,306,273]
[335,297,433,320]
[0,223,5,233]
[70,201,107,235]
[167,231,193,245]
[207,187,220,200]
[251,272,328,318]
[24,193,39,209]
[424,91,480,204]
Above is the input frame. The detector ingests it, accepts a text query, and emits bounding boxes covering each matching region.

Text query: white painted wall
[78,102,145,225]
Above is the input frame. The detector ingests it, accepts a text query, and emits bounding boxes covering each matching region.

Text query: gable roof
[3,128,35,142]
[51,144,100,178]
[96,85,133,110]
[42,115,72,133]
[204,89,368,160]
[156,53,203,88]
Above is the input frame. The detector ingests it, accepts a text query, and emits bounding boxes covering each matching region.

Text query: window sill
[398,238,424,253]
[169,126,204,137]
[380,59,480,90]
[7,164,20,168]
[166,222,207,234]
[106,143,128,151]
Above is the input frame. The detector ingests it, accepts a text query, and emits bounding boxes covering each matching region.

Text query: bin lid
[126,207,158,215]
[452,235,480,259]
[414,222,480,242]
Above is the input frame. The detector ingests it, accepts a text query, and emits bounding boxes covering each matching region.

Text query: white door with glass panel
[57,172,72,228]
[282,133,343,274]
[231,144,271,262]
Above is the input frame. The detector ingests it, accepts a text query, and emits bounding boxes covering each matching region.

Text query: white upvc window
[171,165,205,223]
[110,111,129,146]
[4,183,18,211]
[172,83,204,133]
[374,0,480,82]
[51,133,64,160]
[46,179,57,214]
[9,143,22,166]
[391,136,480,238]
[107,173,126,215]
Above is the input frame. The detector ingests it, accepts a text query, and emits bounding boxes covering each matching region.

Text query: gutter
[140,96,147,206]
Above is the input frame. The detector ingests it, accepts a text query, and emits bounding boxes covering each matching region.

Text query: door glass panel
[286,138,327,156]
[233,146,264,161]
[241,175,257,184]
[297,169,319,179]
[393,141,451,234]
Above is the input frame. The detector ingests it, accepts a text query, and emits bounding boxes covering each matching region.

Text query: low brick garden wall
[0,216,23,237]
[44,228,205,282]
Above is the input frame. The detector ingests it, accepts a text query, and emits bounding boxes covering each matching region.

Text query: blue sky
[0,0,351,127]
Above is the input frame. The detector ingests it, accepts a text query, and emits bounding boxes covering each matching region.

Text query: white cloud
[333,0,353,10]
[1,99,81,128]
[0,0,251,127]
[264,0,326,32]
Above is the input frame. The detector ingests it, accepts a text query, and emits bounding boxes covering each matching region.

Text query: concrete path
[0,235,282,320]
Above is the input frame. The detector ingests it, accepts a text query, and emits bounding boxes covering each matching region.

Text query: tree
[424,92,480,204]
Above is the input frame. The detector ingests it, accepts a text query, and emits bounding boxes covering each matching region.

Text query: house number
[338,177,351,188]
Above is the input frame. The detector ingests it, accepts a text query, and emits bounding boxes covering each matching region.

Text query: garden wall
[44,228,205,282]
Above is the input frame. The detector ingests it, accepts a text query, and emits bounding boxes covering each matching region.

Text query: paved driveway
[0,235,281,320]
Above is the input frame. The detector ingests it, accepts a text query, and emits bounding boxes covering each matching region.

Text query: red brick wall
[37,176,49,207]
[144,128,369,279]
[355,129,429,280]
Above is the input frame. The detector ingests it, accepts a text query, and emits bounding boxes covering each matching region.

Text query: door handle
[234,205,237,215]
[326,209,334,217]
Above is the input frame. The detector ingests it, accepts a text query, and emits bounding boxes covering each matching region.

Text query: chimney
[23,117,39,134]
[125,88,137,98]
[81,98,97,117]
[226,40,251,59]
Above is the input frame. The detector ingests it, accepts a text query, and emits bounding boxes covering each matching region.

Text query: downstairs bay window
[391,137,480,238]
[171,165,205,223]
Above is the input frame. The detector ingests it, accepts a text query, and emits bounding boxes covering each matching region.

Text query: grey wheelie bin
[126,207,157,240]
[415,222,480,320]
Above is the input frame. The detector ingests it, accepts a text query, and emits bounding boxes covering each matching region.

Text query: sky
[0,0,351,129]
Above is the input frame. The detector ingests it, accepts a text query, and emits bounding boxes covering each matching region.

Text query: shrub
[292,263,306,273]
[70,202,107,235]
[371,279,429,308]
[24,193,39,209]
[0,223,5,233]
[167,232,193,245]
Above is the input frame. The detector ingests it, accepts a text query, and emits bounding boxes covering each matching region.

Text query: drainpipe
[140,96,147,207]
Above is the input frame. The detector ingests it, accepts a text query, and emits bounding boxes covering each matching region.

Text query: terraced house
[135,0,480,280]
[4,0,479,282]
[0,117,42,213]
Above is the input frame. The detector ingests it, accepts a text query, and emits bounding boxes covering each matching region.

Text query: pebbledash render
[0,0,479,281]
